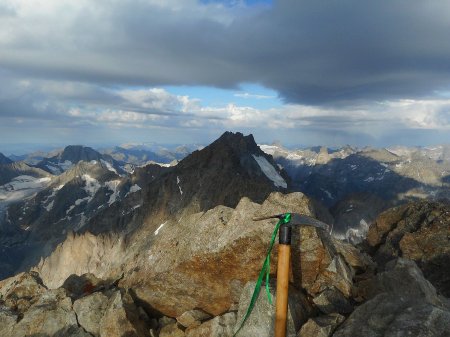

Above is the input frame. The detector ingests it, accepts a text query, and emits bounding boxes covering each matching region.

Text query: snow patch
[46,165,61,174]
[252,155,287,188]
[44,200,54,212]
[66,204,76,214]
[0,176,52,213]
[176,176,183,195]
[82,174,101,196]
[101,159,118,174]
[75,197,89,206]
[105,180,121,205]
[129,184,141,193]
[58,160,74,171]
[320,188,333,199]
[345,219,370,245]
[286,153,303,160]
[154,221,167,235]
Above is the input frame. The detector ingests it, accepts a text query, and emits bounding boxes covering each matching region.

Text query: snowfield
[0,176,52,215]
[252,155,287,188]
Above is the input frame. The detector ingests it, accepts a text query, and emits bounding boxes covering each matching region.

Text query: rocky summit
[0,132,450,337]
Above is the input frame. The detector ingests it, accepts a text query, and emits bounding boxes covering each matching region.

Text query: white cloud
[234,92,275,99]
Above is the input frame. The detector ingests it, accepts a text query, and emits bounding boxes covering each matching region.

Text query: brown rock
[123,192,320,317]
[177,309,212,328]
[185,312,236,337]
[159,323,185,337]
[62,273,104,299]
[365,201,450,296]
[366,204,408,248]
[0,271,46,314]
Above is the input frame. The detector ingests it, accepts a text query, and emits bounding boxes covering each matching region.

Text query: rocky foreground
[1,195,450,336]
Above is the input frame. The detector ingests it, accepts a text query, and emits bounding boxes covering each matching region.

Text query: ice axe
[253,213,329,337]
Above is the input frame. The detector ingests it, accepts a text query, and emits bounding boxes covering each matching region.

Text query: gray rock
[234,281,312,337]
[333,293,450,337]
[53,325,95,337]
[9,288,79,337]
[297,313,345,337]
[159,315,177,328]
[177,309,212,328]
[0,305,18,336]
[73,292,110,336]
[98,290,148,337]
[185,312,237,337]
[367,258,440,305]
[313,287,353,314]
[334,258,450,337]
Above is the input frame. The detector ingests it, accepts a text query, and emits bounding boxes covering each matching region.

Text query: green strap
[233,213,291,337]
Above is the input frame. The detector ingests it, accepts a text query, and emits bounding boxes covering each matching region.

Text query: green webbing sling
[233,213,291,336]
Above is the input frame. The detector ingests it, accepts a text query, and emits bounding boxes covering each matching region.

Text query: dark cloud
[1,0,450,106]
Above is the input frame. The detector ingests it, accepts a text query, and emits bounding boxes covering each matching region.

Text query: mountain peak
[59,145,103,162]
[212,131,259,153]
[0,152,13,165]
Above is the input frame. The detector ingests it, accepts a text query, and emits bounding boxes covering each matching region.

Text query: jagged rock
[310,254,354,298]
[234,281,312,337]
[177,309,212,328]
[73,292,110,336]
[185,312,236,337]
[361,258,442,305]
[333,292,450,337]
[334,258,450,337]
[297,313,345,337]
[0,271,46,314]
[119,191,365,318]
[159,323,185,337]
[35,231,125,289]
[8,288,79,337]
[98,290,148,337]
[291,223,374,299]
[312,287,353,314]
[332,239,374,271]
[366,201,450,296]
[0,305,18,336]
[62,273,105,299]
[53,325,94,337]
[123,192,322,317]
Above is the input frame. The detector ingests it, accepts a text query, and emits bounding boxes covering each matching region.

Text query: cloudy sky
[1,0,450,152]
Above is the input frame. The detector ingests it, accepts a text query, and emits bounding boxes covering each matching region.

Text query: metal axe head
[253,213,330,232]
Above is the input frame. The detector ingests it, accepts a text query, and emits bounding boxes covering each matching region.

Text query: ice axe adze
[234,213,329,337]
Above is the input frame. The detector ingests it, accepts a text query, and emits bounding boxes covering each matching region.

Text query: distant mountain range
[0,133,290,279]
[261,144,450,240]
[99,143,202,166]
[1,136,449,279]
[1,133,450,337]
